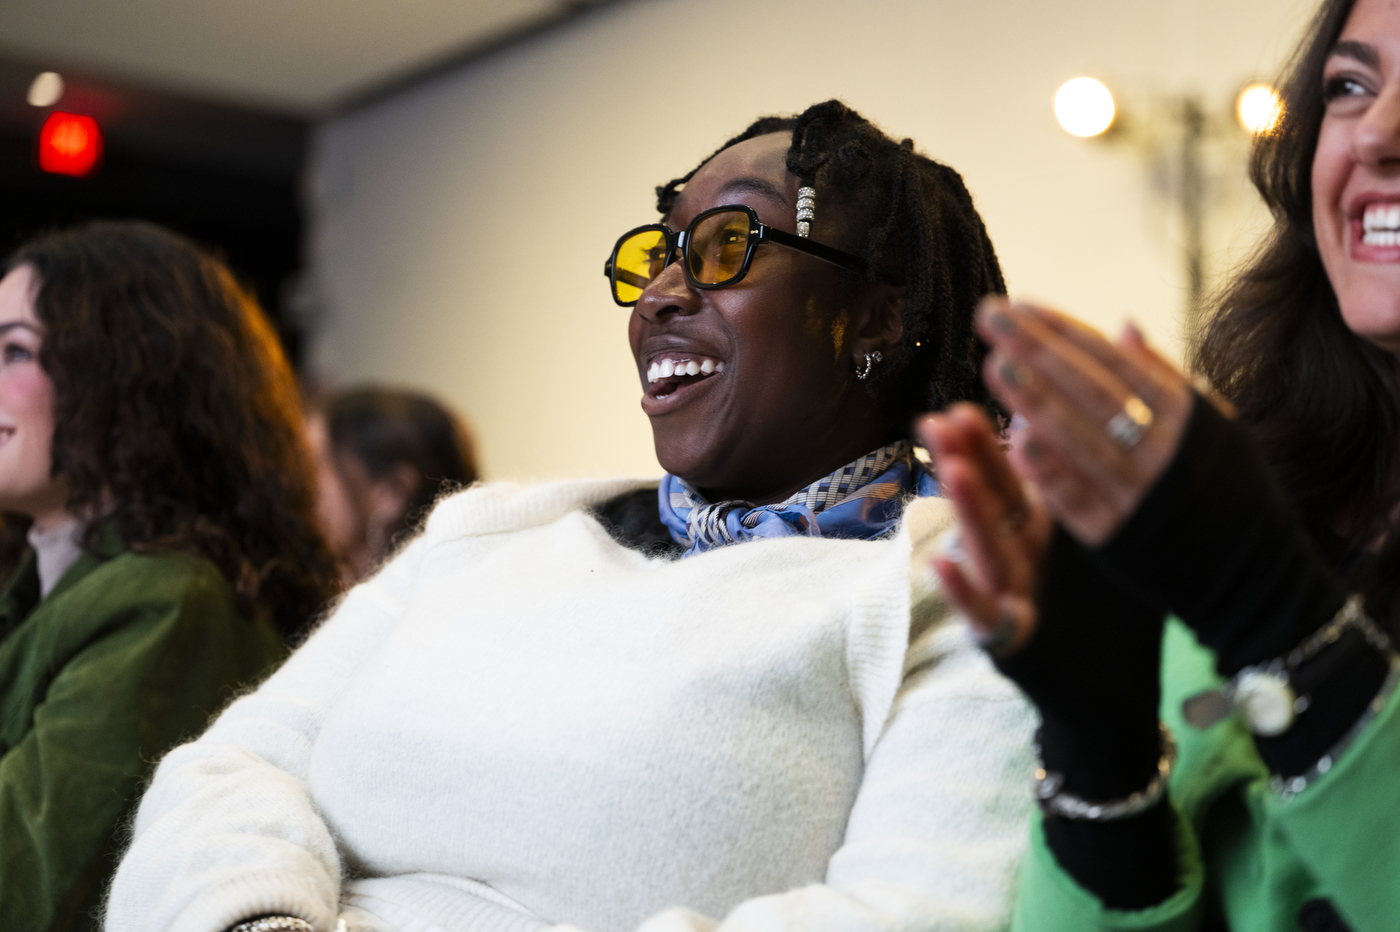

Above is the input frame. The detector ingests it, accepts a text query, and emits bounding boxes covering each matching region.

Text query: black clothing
[592,488,684,559]
[1003,395,1391,909]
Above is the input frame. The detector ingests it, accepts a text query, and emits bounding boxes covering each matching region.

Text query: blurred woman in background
[306,387,478,585]
[0,221,338,932]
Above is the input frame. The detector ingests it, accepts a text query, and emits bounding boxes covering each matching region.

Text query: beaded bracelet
[1033,723,1176,821]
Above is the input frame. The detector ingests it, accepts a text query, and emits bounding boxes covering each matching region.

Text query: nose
[1354,82,1400,168]
[632,255,699,324]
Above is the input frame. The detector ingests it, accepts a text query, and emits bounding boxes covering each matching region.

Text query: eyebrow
[0,322,41,337]
[1330,40,1381,69]
[665,176,791,226]
[718,176,789,206]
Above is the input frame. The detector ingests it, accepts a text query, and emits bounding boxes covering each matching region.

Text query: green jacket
[1014,619,1400,931]
[0,527,285,932]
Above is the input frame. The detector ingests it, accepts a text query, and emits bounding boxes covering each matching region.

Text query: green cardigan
[1013,619,1400,931]
[0,528,284,932]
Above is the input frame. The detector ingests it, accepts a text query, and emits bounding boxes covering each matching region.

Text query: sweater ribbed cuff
[171,871,337,932]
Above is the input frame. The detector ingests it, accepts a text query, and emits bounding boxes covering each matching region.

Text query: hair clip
[796,187,816,238]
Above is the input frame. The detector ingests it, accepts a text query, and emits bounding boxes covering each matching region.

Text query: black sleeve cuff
[996,527,1165,800]
[1042,798,1179,911]
[995,527,1179,909]
[1092,394,1389,775]
[1094,394,1346,676]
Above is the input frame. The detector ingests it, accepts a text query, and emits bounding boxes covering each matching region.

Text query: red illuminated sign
[38,112,103,177]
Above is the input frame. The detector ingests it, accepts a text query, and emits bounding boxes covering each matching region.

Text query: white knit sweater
[105,478,1035,932]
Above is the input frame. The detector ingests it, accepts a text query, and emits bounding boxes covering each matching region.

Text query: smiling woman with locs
[106,101,1036,932]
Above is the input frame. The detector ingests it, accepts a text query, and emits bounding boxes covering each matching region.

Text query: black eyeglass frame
[603,203,866,307]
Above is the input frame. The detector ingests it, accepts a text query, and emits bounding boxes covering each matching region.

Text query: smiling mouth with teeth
[1362,203,1400,246]
[646,356,725,385]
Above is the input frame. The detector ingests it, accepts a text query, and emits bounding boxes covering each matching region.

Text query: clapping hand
[918,404,1051,657]
[920,297,1197,656]
[973,297,1195,546]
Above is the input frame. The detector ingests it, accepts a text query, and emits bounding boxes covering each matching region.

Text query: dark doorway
[0,58,310,370]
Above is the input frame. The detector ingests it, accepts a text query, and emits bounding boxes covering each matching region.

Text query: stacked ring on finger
[1106,395,1154,449]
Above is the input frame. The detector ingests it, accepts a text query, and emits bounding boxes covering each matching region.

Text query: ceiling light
[27,72,64,108]
[1055,78,1116,138]
[38,112,103,177]
[1237,83,1282,135]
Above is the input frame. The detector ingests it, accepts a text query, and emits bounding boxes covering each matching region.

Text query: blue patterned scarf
[658,441,939,557]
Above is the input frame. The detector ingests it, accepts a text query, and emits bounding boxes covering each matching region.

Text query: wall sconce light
[1055,77,1280,331]
[1236,82,1283,136]
[27,72,65,108]
[1054,78,1116,138]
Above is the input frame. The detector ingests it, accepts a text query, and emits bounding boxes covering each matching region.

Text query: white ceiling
[0,0,579,114]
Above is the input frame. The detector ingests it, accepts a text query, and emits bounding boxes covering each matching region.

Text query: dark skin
[628,132,906,505]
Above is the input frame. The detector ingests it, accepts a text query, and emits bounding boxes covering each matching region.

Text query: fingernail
[988,308,1015,334]
[998,358,1024,387]
[934,527,967,564]
[973,610,1019,654]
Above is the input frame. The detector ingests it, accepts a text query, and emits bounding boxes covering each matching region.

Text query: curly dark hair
[1192,0,1399,614]
[655,99,1008,432]
[1,220,339,639]
[320,386,479,541]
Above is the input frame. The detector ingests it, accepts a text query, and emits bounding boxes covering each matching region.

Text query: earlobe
[369,464,421,525]
[849,284,906,373]
[877,287,907,347]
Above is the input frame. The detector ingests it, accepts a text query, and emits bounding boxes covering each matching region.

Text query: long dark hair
[0,515,28,589]
[321,386,479,541]
[656,100,1008,432]
[3,221,339,639]
[1194,0,1400,613]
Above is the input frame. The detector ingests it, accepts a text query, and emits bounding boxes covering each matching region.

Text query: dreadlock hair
[655,100,1007,432]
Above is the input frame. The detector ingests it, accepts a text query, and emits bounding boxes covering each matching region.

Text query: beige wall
[305,0,1317,483]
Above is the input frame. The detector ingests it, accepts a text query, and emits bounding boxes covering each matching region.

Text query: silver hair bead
[796,186,816,238]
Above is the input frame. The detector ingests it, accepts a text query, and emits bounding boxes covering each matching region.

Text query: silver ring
[1106,395,1154,449]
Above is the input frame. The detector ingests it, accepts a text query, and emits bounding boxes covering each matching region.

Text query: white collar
[27,517,85,599]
